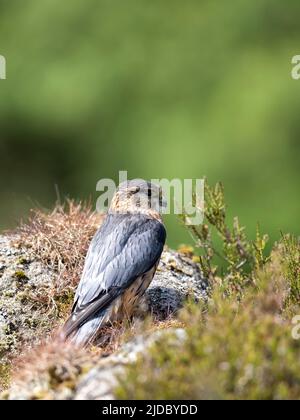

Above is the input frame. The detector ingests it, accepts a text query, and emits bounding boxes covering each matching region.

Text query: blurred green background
[0,0,299,248]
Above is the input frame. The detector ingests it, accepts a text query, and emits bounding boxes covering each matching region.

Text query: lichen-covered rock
[0,236,58,366]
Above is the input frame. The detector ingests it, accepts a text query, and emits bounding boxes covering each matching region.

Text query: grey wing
[64,214,166,336]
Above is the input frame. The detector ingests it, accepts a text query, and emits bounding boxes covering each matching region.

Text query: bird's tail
[62,309,109,347]
[72,313,108,346]
[61,289,120,346]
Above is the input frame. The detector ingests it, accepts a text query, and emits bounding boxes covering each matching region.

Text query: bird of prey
[63,179,167,346]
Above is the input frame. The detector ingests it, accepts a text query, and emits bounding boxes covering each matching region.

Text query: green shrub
[181,180,269,296]
[281,235,300,308]
[116,253,300,399]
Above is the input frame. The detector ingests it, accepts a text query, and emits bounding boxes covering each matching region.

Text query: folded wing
[63,213,166,338]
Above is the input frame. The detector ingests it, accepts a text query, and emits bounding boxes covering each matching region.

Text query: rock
[146,249,208,318]
[75,329,187,400]
[0,235,57,366]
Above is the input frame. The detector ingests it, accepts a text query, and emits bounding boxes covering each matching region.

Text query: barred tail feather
[71,311,108,346]
[61,288,120,345]
[61,308,110,347]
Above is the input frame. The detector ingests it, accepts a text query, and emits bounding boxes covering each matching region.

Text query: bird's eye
[128,186,140,195]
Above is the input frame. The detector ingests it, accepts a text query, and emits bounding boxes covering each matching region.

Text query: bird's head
[109,179,167,219]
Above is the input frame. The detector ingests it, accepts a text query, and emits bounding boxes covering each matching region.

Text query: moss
[54,290,75,319]
[3,291,15,298]
[14,271,28,283]
[0,331,17,359]
[16,292,29,304]
[24,318,39,328]
[0,363,11,391]
[17,257,29,265]
[177,245,194,257]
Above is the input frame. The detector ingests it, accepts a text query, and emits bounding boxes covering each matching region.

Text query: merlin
[63,179,167,346]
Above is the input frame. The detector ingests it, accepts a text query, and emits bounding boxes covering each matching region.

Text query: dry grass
[90,316,185,356]
[142,317,185,334]
[10,338,95,397]
[12,199,104,314]
[90,322,136,356]
[57,315,184,362]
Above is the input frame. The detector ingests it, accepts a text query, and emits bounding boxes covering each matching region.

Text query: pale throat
[110,194,163,222]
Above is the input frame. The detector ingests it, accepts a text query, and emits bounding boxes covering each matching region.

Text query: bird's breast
[115,266,157,319]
